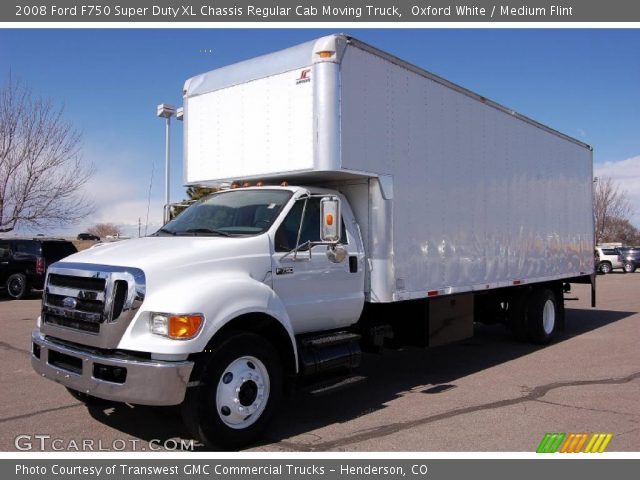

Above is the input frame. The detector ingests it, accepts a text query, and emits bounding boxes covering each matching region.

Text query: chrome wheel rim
[542,299,555,335]
[216,355,269,429]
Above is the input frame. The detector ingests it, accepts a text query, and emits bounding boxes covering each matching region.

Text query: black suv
[77,233,100,241]
[618,247,640,273]
[0,238,78,299]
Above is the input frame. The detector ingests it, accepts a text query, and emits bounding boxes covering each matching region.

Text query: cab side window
[275,198,348,252]
[0,242,10,259]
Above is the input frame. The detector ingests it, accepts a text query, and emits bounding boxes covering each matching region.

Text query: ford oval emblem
[62,297,77,309]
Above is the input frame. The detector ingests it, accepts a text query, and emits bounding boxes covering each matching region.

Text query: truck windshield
[156,189,293,236]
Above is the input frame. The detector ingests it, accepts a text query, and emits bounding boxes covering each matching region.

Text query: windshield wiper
[176,228,233,237]
[154,228,176,236]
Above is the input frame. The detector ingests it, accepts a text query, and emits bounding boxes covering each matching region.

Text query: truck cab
[32,185,365,447]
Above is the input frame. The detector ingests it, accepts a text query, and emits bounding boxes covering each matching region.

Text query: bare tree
[0,76,94,233]
[600,217,640,246]
[593,177,633,244]
[186,185,217,201]
[88,223,122,238]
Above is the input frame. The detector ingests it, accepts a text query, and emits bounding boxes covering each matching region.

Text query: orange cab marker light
[168,314,203,339]
[317,50,334,58]
[280,181,289,187]
[230,182,240,189]
[256,181,264,187]
[242,182,251,188]
[326,214,334,226]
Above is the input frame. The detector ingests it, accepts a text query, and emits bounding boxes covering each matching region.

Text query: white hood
[59,235,272,284]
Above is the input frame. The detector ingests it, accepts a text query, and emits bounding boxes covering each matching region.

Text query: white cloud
[594,155,640,227]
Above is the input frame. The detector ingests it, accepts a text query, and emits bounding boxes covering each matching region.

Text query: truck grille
[41,263,145,347]
[48,273,106,292]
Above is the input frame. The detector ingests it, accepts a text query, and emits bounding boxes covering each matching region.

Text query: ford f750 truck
[32,35,595,448]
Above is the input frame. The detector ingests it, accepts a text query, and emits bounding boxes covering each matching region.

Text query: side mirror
[320,196,341,243]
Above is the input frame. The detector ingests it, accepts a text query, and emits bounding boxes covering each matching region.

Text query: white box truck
[32,35,595,448]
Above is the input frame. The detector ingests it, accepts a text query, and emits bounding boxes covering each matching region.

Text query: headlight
[149,313,204,340]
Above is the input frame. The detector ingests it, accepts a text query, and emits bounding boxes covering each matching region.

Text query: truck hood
[59,235,272,281]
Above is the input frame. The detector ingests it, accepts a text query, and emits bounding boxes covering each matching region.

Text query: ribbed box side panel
[340,44,593,299]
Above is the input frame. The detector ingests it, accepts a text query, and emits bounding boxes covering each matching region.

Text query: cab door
[271,196,365,334]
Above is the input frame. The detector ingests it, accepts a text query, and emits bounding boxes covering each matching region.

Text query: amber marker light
[317,50,334,58]
[168,314,203,339]
[325,213,334,226]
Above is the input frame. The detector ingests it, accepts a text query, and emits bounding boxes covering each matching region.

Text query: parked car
[0,238,78,299]
[594,246,624,274]
[77,233,100,241]
[618,247,640,273]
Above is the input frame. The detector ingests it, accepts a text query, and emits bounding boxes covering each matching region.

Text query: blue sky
[1,28,639,234]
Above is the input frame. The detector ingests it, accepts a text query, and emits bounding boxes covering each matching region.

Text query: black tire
[599,262,612,274]
[6,273,29,299]
[623,262,636,273]
[525,288,560,345]
[66,387,109,406]
[181,333,282,450]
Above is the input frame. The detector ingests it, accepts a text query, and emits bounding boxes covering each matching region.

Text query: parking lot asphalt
[1,273,638,452]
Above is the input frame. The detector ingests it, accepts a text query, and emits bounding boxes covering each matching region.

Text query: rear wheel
[6,273,29,299]
[623,262,636,273]
[182,333,282,450]
[525,288,560,344]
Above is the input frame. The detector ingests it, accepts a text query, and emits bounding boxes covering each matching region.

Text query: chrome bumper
[31,329,194,406]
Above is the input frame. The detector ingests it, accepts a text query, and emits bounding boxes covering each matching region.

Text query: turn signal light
[325,214,334,226]
[317,50,334,58]
[169,315,203,339]
[151,313,203,339]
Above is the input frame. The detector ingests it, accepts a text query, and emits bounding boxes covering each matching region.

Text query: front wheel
[599,262,612,274]
[182,333,282,450]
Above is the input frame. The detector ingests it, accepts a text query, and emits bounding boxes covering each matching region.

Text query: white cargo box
[183,35,594,302]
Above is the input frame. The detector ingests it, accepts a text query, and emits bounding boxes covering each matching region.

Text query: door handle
[349,256,358,273]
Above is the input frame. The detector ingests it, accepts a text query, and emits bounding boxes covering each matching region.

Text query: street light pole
[157,104,176,224]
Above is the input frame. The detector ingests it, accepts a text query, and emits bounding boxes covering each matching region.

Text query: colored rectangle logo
[537,432,613,453]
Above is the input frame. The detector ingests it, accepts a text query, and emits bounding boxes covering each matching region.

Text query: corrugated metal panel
[340,44,593,299]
